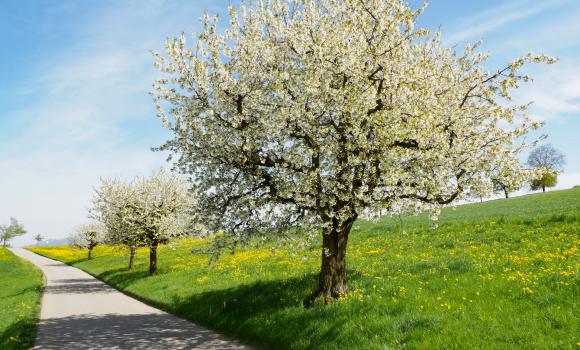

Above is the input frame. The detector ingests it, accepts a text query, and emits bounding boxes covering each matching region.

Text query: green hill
[31,188,579,350]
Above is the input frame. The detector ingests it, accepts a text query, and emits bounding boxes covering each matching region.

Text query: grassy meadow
[30,188,579,349]
[0,248,43,350]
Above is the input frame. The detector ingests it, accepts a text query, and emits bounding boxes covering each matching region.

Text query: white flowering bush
[91,169,198,275]
[152,0,555,304]
[69,222,106,260]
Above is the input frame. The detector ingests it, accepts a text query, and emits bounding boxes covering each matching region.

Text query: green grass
[0,248,43,350]
[30,188,580,349]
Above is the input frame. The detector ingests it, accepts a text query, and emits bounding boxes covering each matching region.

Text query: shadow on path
[35,313,241,350]
[44,279,117,295]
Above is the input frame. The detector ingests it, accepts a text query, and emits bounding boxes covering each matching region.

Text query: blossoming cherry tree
[152,0,555,304]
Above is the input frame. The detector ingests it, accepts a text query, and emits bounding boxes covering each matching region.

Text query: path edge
[8,248,46,350]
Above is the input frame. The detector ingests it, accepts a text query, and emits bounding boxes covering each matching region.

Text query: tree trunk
[128,246,136,271]
[88,248,93,260]
[305,219,355,306]
[149,243,158,276]
[542,185,546,192]
[504,189,509,199]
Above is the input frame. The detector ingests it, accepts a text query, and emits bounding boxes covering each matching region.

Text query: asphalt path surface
[10,248,253,350]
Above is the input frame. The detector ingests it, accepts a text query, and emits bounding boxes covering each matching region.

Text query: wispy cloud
[439,0,580,124]
[499,6,580,54]
[511,62,580,122]
[443,0,570,45]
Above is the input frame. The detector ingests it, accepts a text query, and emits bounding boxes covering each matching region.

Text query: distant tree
[1,218,27,247]
[527,144,565,192]
[91,170,198,275]
[530,172,558,193]
[34,233,45,246]
[69,222,106,260]
[152,0,554,304]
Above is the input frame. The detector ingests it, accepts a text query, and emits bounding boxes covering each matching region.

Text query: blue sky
[1,0,579,246]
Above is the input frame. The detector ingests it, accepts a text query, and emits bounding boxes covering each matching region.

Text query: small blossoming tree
[91,170,197,275]
[90,178,143,270]
[152,0,555,304]
[69,222,106,260]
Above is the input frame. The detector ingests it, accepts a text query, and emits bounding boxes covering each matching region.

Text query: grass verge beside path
[0,248,43,350]
[30,188,580,350]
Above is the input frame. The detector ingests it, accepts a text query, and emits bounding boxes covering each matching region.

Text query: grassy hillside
[30,188,579,349]
[0,248,43,350]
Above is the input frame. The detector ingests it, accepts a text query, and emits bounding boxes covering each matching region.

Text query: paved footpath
[10,248,253,350]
